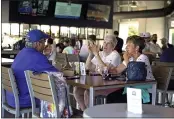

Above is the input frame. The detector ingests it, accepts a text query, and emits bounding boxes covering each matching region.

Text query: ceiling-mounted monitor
[87,4,111,22]
[18,0,49,16]
[54,2,82,19]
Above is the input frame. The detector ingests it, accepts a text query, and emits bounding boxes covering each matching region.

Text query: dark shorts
[168,80,174,90]
[106,88,152,104]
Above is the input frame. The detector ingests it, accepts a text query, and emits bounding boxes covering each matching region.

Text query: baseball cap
[26,30,50,42]
[140,32,151,38]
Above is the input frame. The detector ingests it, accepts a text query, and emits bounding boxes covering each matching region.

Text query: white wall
[117,17,165,46]
[146,17,165,40]
[146,1,164,9]
[113,19,119,31]
[113,1,166,45]
[2,0,9,23]
[138,17,165,40]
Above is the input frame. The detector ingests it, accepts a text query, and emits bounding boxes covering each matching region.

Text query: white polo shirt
[149,42,162,54]
[91,50,121,69]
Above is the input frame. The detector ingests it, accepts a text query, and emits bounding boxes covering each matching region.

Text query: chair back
[152,66,173,91]
[25,71,60,117]
[67,54,81,75]
[55,53,68,70]
[1,67,20,114]
[146,54,156,64]
[152,61,174,80]
[66,54,80,62]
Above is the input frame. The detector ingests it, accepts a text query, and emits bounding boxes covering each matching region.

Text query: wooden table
[1,58,14,64]
[2,50,19,59]
[2,58,14,68]
[83,103,174,118]
[66,76,157,107]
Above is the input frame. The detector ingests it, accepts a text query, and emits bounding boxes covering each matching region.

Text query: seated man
[160,47,174,62]
[141,32,156,56]
[160,47,174,90]
[6,30,58,108]
[73,35,121,111]
[149,34,162,55]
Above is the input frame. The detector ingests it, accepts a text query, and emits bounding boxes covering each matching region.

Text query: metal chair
[24,70,60,118]
[66,54,80,62]
[1,67,32,118]
[152,66,173,106]
[66,54,81,75]
[152,61,174,80]
[55,53,68,70]
[152,61,174,106]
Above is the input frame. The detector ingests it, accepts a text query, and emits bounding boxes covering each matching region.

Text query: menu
[127,88,143,114]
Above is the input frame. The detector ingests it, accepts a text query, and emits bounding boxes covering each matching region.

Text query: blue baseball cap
[26,30,50,42]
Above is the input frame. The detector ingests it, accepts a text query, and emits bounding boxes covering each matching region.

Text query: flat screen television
[18,0,49,16]
[87,4,111,22]
[54,2,82,19]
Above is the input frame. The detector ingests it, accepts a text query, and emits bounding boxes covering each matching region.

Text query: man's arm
[35,54,58,72]
[94,53,107,67]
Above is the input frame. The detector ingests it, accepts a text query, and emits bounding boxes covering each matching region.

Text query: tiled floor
[3,108,83,118]
[3,110,18,118]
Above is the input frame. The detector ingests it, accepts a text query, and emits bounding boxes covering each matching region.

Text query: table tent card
[127,88,143,114]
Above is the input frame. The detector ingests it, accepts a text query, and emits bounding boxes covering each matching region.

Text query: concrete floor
[2,108,83,118]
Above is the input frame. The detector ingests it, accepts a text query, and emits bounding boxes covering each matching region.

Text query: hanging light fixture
[131,1,137,8]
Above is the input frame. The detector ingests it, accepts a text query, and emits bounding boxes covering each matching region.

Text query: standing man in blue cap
[6,30,58,108]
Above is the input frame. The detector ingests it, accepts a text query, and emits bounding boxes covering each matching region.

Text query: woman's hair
[56,43,65,52]
[104,35,118,48]
[127,35,145,53]
[69,38,76,47]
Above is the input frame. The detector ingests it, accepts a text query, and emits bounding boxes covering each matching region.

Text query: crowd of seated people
[5,29,174,117]
[74,34,121,111]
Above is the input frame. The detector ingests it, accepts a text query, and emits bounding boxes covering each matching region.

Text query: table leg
[89,87,94,107]
[66,85,71,107]
[152,83,157,105]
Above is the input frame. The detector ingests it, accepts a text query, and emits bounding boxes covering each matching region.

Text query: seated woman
[56,43,65,53]
[109,35,155,104]
[62,38,76,54]
[73,35,121,111]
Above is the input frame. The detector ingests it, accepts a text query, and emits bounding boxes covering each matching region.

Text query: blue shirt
[160,47,174,62]
[6,48,58,108]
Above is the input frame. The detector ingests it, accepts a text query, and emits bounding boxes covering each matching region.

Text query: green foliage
[128,26,138,36]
